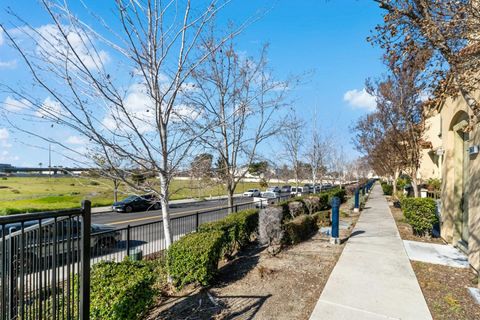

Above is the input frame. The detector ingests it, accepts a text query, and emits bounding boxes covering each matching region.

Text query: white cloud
[343,88,376,111]
[2,96,32,112]
[10,24,110,70]
[0,60,17,69]
[0,128,12,148]
[36,96,63,118]
[37,24,110,69]
[0,128,9,141]
[66,135,87,145]
[102,83,155,133]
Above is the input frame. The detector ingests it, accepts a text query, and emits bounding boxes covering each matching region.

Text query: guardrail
[0,194,291,319]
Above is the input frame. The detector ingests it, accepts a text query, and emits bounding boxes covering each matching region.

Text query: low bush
[313,211,330,227]
[89,259,163,320]
[282,214,318,245]
[198,209,259,256]
[400,197,438,236]
[167,230,224,288]
[326,188,346,205]
[381,182,393,195]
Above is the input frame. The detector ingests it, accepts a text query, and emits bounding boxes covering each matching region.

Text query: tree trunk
[392,168,400,195]
[411,176,420,198]
[227,181,235,213]
[113,180,118,203]
[159,173,173,248]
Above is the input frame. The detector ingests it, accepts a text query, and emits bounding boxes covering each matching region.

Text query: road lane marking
[105,201,252,226]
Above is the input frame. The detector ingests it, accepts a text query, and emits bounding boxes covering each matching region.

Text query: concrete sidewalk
[310,184,432,320]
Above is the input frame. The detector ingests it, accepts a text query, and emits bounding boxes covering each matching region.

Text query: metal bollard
[354,188,360,213]
[330,196,341,244]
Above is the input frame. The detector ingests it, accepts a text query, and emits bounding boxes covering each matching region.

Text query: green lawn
[0,176,262,215]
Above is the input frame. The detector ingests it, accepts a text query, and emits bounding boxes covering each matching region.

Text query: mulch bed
[146,207,358,320]
[387,196,480,319]
[412,261,480,320]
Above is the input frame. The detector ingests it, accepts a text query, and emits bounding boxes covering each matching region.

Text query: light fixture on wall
[436,148,445,156]
[468,145,479,156]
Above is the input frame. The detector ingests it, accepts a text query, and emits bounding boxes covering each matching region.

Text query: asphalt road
[92,196,255,228]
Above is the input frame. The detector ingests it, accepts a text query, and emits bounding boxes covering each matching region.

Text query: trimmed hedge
[198,209,259,255]
[381,182,393,195]
[326,188,346,204]
[313,211,331,227]
[89,259,162,320]
[400,197,438,236]
[167,230,224,288]
[282,214,318,245]
[169,209,259,288]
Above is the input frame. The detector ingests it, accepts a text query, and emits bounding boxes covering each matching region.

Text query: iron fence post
[126,225,131,257]
[8,236,15,319]
[80,200,91,320]
[195,213,199,231]
[235,205,238,213]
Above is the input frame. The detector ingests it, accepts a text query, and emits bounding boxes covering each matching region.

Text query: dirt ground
[413,261,480,320]
[388,196,480,319]
[146,212,358,320]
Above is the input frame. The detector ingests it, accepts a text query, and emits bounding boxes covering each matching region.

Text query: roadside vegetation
[0,176,262,215]
[79,187,353,319]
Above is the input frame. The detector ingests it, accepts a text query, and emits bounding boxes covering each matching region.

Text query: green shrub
[282,214,318,245]
[313,211,330,227]
[381,182,393,195]
[326,188,346,204]
[400,197,438,236]
[198,209,259,256]
[167,230,224,288]
[318,193,330,210]
[89,259,162,320]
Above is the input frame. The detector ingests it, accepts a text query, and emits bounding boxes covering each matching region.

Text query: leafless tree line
[0,0,284,249]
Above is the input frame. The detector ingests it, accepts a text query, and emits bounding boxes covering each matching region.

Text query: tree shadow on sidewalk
[152,290,271,319]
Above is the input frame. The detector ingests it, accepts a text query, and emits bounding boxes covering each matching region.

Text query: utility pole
[48,144,52,178]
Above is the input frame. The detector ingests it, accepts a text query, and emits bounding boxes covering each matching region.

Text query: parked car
[254,191,279,208]
[266,186,281,194]
[280,185,292,193]
[112,194,161,213]
[2,218,121,270]
[291,187,304,196]
[320,183,333,191]
[243,189,261,197]
[303,184,313,193]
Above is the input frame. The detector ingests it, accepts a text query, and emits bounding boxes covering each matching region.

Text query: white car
[291,187,305,196]
[243,189,260,197]
[254,191,279,208]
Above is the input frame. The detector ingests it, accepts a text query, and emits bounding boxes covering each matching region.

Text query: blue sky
[0,0,385,167]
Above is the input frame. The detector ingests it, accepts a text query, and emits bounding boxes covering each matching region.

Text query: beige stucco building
[421,93,480,273]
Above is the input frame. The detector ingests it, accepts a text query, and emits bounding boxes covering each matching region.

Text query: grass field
[0,176,262,215]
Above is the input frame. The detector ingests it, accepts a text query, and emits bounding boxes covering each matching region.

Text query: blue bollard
[331,196,340,244]
[354,188,360,213]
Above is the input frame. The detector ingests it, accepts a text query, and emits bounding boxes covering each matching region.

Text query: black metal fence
[90,197,289,263]
[0,195,290,319]
[0,201,91,320]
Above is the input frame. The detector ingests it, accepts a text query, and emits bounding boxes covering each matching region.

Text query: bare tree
[188,38,290,209]
[372,0,480,128]
[0,0,251,250]
[305,111,331,192]
[280,109,305,189]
